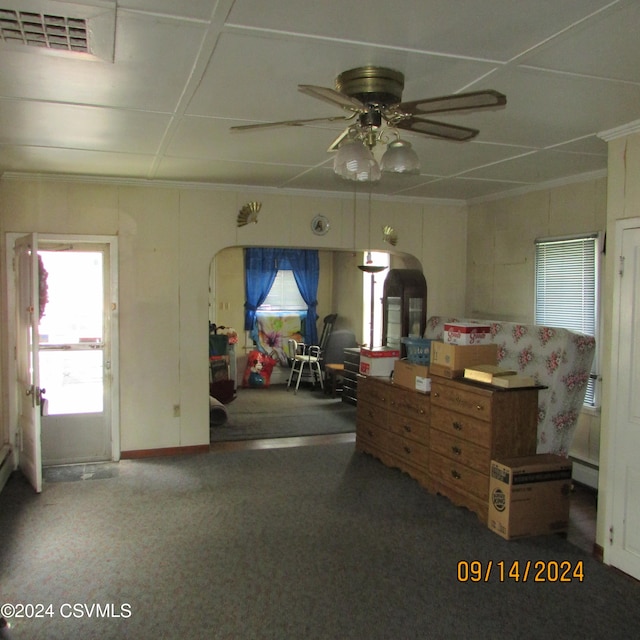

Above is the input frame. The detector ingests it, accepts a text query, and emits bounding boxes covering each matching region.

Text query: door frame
[5,233,120,467]
[604,216,640,574]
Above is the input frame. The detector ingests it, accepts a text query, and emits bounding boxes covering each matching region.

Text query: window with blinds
[534,234,599,406]
[259,270,306,311]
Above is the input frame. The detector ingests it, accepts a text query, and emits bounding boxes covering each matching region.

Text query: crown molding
[1,169,608,208]
[0,171,465,207]
[598,119,640,142]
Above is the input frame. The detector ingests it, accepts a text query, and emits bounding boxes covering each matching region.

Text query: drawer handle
[403,423,412,433]
[451,446,462,456]
[367,410,375,418]
[476,404,483,411]
[419,408,426,415]
[404,446,411,454]
[367,429,374,437]
[433,392,440,398]
[452,421,463,431]
[451,470,462,480]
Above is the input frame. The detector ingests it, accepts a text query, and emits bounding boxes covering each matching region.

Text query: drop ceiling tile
[166,116,344,166]
[0,145,156,178]
[226,0,612,62]
[463,148,607,183]
[283,167,366,195]
[400,138,535,177]
[452,66,640,147]
[521,1,640,82]
[401,177,531,200]
[0,100,171,153]
[153,156,318,187]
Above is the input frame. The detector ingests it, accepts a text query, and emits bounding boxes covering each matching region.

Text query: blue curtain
[244,248,320,345]
[244,248,279,331]
[285,250,319,345]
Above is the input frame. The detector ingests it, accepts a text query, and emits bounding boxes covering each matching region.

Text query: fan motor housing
[335,66,404,106]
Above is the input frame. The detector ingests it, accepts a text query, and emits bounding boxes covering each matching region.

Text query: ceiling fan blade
[231,115,351,131]
[298,84,365,112]
[327,126,354,152]
[396,117,479,141]
[398,90,506,116]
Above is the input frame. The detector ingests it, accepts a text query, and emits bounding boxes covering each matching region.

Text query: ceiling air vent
[0,8,88,52]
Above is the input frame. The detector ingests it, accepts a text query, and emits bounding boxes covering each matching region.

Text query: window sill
[581,405,600,418]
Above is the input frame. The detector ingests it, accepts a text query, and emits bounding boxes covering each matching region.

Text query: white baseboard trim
[0,445,14,495]
[571,457,599,489]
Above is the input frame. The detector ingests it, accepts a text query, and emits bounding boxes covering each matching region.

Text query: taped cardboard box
[393,359,430,393]
[429,341,497,379]
[488,454,572,540]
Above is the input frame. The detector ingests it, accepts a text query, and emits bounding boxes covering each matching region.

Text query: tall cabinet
[382,269,427,356]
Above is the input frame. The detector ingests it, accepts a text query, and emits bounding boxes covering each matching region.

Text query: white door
[38,244,113,465]
[15,233,43,493]
[608,223,640,580]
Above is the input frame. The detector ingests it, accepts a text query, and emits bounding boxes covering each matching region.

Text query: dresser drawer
[431,380,492,422]
[387,410,429,446]
[430,406,492,449]
[386,435,429,470]
[356,419,390,448]
[430,451,489,501]
[358,377,392,410]
[388,386,430,419]
[430,428,490,474]
[357,399,388,429]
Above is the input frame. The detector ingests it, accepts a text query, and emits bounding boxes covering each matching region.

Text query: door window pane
[37,250,104,415]
[39,349,103,415]
[38,251,103,344]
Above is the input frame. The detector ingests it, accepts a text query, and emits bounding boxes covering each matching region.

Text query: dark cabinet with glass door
[381,269,427,356]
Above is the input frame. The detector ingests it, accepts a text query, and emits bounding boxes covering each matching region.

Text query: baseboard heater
[0,445,13,494]
[570,455,599,490]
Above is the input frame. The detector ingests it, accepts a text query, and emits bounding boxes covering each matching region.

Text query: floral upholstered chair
[424,316,596,457]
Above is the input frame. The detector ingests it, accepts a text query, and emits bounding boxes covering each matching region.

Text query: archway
[207,245,423,442]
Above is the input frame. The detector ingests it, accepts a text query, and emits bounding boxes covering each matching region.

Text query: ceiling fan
[231,65,506,150]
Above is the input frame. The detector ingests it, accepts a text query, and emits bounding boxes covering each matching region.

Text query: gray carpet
[210,384,356,442]
[1,443,639,639]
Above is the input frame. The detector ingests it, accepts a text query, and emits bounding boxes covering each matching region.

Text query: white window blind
[259,270,306,311]
[535,234,598,406]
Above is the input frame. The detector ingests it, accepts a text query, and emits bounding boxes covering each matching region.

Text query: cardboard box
[488,454,573,540]
[429,341,497,378]
[444,322,491,345]
[393,359,430,393]
[359,347,400,377]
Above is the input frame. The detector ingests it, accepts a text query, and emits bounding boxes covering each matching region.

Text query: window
[535,234,599,406]
[258,270,306,311]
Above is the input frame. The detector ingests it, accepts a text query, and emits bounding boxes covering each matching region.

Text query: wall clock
[311,214,330,235]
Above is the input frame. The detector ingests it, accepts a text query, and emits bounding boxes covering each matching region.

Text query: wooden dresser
[356,374,540,523]
[430,377,538,522]
[356,376,431,491]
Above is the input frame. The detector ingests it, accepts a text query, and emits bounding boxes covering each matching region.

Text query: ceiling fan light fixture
[381,139,420,174]
[333,139,381,182]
